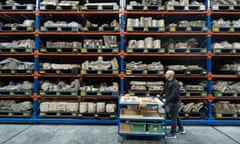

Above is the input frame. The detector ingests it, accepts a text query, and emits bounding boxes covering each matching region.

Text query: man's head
[165,70,175,80]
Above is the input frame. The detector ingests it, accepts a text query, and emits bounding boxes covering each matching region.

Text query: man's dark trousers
[168,101,183,135]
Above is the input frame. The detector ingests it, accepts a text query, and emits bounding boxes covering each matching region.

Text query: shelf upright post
[32,0,41,119]
[120,0,125,9]
[119,0,125,96]
[205,0,210,11]
[118,0,125,137]
[36,0,41,10]
[206,0,213,121]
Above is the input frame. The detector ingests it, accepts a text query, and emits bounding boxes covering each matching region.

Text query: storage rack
[0,0,119,124]
[0,0,239,125]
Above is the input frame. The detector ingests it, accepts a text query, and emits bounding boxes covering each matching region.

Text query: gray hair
[166,70,175,76]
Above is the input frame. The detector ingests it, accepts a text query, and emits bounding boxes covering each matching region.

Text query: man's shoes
[166,133,177,139]
[176,129,186,134]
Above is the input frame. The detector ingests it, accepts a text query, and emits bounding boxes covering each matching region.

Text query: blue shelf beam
[166,120,240,125]
[119,133,166,137]
[0,118,118,124]
[120,118,164,122]
[120,104,161,107]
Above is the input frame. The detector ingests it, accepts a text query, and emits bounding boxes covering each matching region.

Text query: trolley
[117,95,167,143]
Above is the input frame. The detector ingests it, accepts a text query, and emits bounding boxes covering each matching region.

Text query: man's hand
[162,98,166,103]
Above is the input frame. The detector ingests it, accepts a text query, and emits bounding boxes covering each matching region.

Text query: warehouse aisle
[0,125,239,144]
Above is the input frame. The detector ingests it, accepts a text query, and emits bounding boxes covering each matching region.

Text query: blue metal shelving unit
[0,0,240,125]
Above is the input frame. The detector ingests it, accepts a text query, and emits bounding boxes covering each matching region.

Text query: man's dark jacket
[162,78,180,104]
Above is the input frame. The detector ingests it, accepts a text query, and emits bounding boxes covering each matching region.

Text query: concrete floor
[0,125,239,144]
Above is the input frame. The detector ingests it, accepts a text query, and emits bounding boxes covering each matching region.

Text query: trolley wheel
[118,135,124,143]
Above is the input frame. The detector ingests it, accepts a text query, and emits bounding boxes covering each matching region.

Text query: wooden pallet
[0,26,33,32]
[78,112,117,119]
[127,4,164,11]
[81,48,119,53]
[127,48,165,53]
[167,5,205,11]
[39,69,80,75]
[214,91,240,98]
[180,91,207,97]
[126,69,147,75]
[212,5,240,11]
[168,48,207,54]
[0,5,35,11]
[0,110,31,117]
[186,69,207,75]
[0,90,32,96]
[0,69,33,74]
[179,112,205,118]
[215,113,240,119]
[127,26,165,32]
[100,26,119,31]
[168,26,207,32]
[0,47,33,53]
[128,91,161,97]
[213,48,237,54]
[40,48,79,53]
[39,91,78,96]
[81,69,118,75]
[40,5,79,11]
[80,91,119,96]
[39,111,78,118]
[82,26,119,32]
[81,5,119,11]
[40,26,79,32]
[173,69,207,75]
[212,27,235,32]
[126,69,164,75]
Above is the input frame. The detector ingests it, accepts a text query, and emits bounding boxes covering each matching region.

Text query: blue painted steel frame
[166,120,240,125]
[117,2,125,136]
[0,118,239,125]
[120,118,164,121]
[0,118,117,124]
[33,1,40,119]
[120,133,166,137]
[0,0,239,125]
[33,50,39,119]
[206,0,214,121]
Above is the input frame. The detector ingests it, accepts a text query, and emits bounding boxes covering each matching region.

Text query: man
[162,70,185,138]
